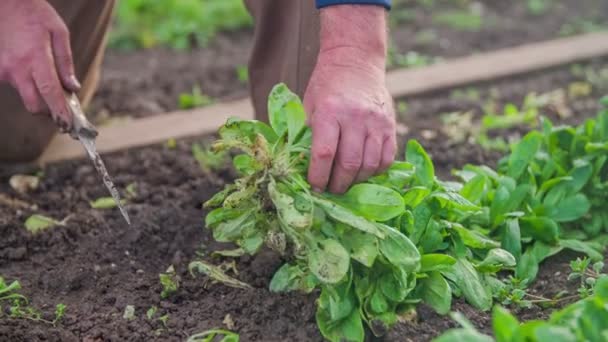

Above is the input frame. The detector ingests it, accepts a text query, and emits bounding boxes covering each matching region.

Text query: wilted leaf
[308,239,350,284]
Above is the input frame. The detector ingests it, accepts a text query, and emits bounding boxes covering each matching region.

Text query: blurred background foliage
[109,0,253,50]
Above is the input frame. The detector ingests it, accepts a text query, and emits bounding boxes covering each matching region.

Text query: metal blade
[79,136,131,225]
[64,91,130,225]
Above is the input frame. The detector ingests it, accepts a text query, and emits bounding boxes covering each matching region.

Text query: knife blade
[65,92,131,225]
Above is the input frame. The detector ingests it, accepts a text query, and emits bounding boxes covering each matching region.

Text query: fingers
[308,115,340,192]
[50,23,80,91]
[356,134,383,183]
[329,124,365,194]
[380,133,397,172]
[12,74,43,114]
[32,41,72,130]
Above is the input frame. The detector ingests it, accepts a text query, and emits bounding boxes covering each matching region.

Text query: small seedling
[179,86,213,110]
[1,277,67,326]
[192,143,228,173]
[433,10,483,31]
[123,305,136,320]
[236,65,248,84]
[24,214,71,234]
[125,183,137,199]
[527,0,552,16]
[159,265,180,299]
[189,260,251,290]
[90,197,127,210]
[568,257,606,299]
[166,138,177,149]
[187,329,239,342]
[146,306,158,320]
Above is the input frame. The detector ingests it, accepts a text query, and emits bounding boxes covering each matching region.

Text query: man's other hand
[0,0,81,129]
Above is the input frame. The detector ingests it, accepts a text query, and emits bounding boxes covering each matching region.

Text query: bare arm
[305,5,395,194]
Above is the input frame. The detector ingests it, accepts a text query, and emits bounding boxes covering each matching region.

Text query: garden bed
[2,58,607,341]
[87,0,608,122]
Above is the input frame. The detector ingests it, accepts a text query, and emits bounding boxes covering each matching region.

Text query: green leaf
[501,219,522,261]
[442,258,492,311]
[452,224,500,249]
[90,197,125,209]
[212,210,255,242]
[460,175,486,203]
[308,239,350,284]
[340,230,379,267]
[547,194,590,222]
[268,181,312,229]
[270,264,304,292]
[476,248,516,273]
[377,224,421,272]
[533,326,577,342]
[316,306,364,342]
[507,131,542,179]
[403,186,431,207]
[559,239,603,261]
[267,83,295,137]
[420,254,457,273]
[492,306,521,342]
[433,329,493,342]
[312,197,385,238]
[519,217,559,243]
[334,184,405,221]
[421,271,451,314]
[379,268,413,302]
[406,140,435,186]
[24,214,60,234]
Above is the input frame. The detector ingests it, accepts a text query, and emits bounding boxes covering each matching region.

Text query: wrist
[319,5,388,71]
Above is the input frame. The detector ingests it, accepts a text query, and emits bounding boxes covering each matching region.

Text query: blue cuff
[316,0,391,10]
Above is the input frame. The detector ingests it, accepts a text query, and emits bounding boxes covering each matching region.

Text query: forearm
[319,5,388,72]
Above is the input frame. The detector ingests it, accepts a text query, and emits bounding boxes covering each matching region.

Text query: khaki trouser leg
[0,0,114,162]
[244,0,321,122]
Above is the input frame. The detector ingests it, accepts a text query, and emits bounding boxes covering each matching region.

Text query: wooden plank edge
[387,32,608,97]
[37,98,254,164]
[38,32,608,164]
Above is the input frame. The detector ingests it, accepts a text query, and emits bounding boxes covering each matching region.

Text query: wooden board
[38,32,608,164]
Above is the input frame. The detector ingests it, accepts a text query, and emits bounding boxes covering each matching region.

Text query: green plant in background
[159,265,180,299]
[187,329,239,342]
[434,277,608,342]
[110,0,253,50]
[179,86,214,110]
[476,93,548,152]
[388,46,439,69]
[236,65,249,85]
[201,85,608,342]
[569,257,606,299]
[433,10,483,31]
[527,0,552,16]
[0,277,66,326]
[192,143,228,174]
[560,17,608,37]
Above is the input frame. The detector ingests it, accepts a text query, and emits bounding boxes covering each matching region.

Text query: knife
[64,92,131,225]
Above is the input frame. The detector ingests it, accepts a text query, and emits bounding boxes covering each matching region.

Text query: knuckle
[363,159,380,171]
[340,158,361,172]
[313,144,335,160]
[37,81,54,95]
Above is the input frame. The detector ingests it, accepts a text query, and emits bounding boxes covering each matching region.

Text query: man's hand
[305,5,396,194]
[0,0,80,129]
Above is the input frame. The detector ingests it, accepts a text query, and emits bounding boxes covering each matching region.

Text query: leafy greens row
[202,84,608,342]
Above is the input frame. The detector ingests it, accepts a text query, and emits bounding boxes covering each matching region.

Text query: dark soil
[2,61,608,341]
[87,0,608,122]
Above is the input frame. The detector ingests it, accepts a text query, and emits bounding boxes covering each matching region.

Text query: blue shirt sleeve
[316,0,391,10]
